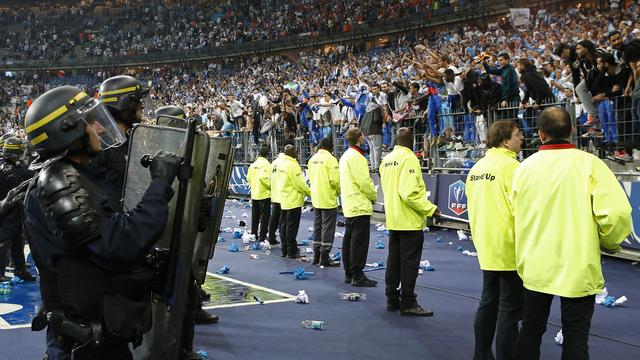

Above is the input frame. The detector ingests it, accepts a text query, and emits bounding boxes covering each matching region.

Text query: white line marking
[206,272,296,299]
[202,272,297,309]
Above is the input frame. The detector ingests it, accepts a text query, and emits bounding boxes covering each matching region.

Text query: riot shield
[192,135,234,284]
[123,122,209,360]
[156,116,188,129]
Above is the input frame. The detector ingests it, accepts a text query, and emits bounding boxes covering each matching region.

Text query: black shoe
[269,240,280,245]
[400,305,433,317]
[312,254,320,265]
[195,309,219,324]
[344,276,352,284]
[320,260,341,267]
[280,250,288,257]
[14,270,35,282]
[387,300,400,312]
[287,252,302,259]
[351,276,377,287]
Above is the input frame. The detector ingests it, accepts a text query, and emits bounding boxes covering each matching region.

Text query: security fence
[227,95,640,172]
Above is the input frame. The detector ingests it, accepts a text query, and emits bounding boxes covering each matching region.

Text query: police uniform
[379,145,437,313]
[0,137,35,281]
[511,141,631,359]
[23,86,178,360]
[466,146,523,359]
[339,146,377,284]
[268,153,285,245]
[308,148,340,265]
[247,155,271,242]
[278,154,310,258]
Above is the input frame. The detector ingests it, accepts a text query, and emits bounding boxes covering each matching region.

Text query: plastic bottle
[339,292,367,301]
[301,320,325,330]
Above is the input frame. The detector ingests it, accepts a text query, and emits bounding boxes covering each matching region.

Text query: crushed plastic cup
[242,232,255,244]
[217,235,226,243]
[229,242,239,252]
[301,320,325,330]
[233,231,242,239]
[374,240,385,249]
[251,242,263,251]
[304,247,314,254]
[330,252,341,261]
[196,350,209,359]
[457,230,469,241]
[302,239,311,245]
[253,295,264,304]
[335,232,344,238]
[424,227,430,232]
[223,227,233,233]
[295,290,309,304]
[436,237,443,243]
[250,254,260,260]
[308,226,314,232]
[339,292,366,301]
[457,246,464,252]
[264,250,272,256]
[462,250,478,257]
[216,265,230,274]
[554,329,563,345]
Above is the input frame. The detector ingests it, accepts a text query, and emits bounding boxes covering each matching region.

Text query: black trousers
[0,227,26,274]
[251,198,271,242]
[473,270,523,360]
[384,230,423,309]
[515,289,595,360]
[268,202,281,244]
[342,215,371,279]
[281,207,301,257]
[313,207,338,251]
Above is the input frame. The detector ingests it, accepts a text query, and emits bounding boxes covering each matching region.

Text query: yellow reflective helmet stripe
[99,85,139,97]
[101,97,119,103]
[25,91,89,134]
[3,144,22,150]
[30,132,48,145]
[26,105,68,134]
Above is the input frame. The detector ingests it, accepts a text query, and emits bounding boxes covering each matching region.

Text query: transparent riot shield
[192,135,234,284]
[123,122,209,360]
[156,116,188,129]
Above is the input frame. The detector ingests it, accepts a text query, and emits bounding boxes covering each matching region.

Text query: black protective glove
[0,180,30,216]
[149,150,182,185]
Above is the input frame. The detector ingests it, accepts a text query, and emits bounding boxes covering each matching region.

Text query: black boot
[14,269,35,282]
[195,308,219,324]
[312,245,321,265]
[319,249,340,267]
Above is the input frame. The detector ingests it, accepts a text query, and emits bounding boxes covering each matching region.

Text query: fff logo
[448,180,467,216]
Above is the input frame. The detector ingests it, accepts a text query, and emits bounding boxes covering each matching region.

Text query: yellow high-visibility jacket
[379,146,437,230]
[279,154,311,210]
[466,147,519,271]
[247,156,271,200]
[511,143,632,298]
[308,149,340,209]
[339,147,377,217]
[270,153,285,204]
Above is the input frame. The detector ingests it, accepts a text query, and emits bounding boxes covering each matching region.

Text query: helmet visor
[78,99,127,150]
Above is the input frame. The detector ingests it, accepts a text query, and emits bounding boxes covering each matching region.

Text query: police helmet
[25,86,126,160]
[0,133,12,148]
[155,105,187,129]
[98,75,150,124]
[2,136,23,160]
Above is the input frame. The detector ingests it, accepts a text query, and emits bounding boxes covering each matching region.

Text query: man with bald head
[512,107,631,359]
[380,127,439,316]
[278,144,311,258]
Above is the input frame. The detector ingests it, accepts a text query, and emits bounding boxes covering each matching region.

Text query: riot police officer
[23,85,181,359]
[95,75,150,206]
[0,136,35,282]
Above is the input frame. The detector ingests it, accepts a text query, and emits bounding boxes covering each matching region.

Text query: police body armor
[29,160,152,345]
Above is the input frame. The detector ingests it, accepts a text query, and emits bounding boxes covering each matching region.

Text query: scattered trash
[308,226,314,232]
[261,241,272,250]
[217,236,226,243]
[457,230,469,241]
[242,212,249,218]
[253,295,264,304]
[366,260,384,268]
[303,247,314,254]
[242,232,255,244]
[233,230,242,239]
[330,252,341,261]
[339,292,366,301]
[301,320,325,330]
[229,243,239,252]
[238,220,247,227]
[223,215,236,219]
[223,227,233,233]
[462,250,477,257]
[448,242,453,245]
[244,245,251,251]
[376,225,386,232]
[436,237,443,243]
[423,227,430,232]
[251,242,263,251]
[196,350,209,359]
[554,329,563,345]
[363,266,385,272]
[302,206,313,213]
[280,268,315,280]
[250,254,260,260]
[302,239,311,245]
[335,232,344,238]
[295,290,309,304]
[216,265,230,274]
[418,260,435,272]
[595,287,609,304]
[374,240,385,249]
[0,282,12,295]
[631,261,638,266]
[457,246,464,252]
[264,249,272,255]
[602,295,627,308]
[337,221,345,227]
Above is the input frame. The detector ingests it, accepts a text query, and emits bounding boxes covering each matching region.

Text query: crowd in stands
[2,1,640,164]
[0,0,461,62]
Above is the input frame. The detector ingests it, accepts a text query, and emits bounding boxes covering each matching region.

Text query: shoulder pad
[37,161,101,249]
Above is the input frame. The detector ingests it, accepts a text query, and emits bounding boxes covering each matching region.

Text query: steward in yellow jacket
[308,138,341,266]
[338,128,378,287]
[465,121,524,358]
[278,145,310,258]
[247,146,271,242]
[379,127,437,316]
[267,151,286,245]
[511,108,632,359]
